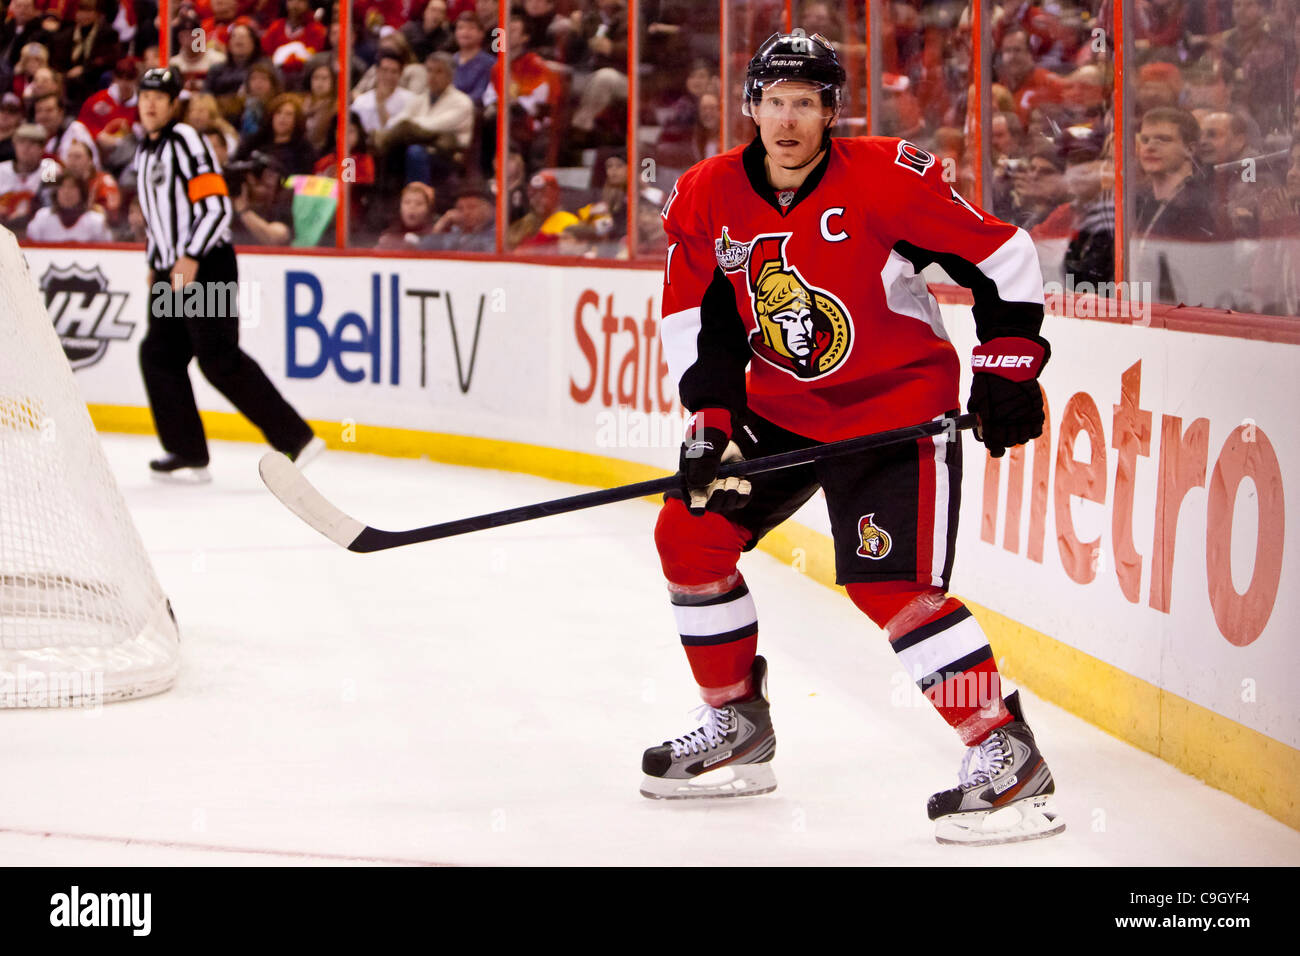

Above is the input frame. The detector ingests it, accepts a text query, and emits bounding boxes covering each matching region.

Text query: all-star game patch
[714,226,750,271]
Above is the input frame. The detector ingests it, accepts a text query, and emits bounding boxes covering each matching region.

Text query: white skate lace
[668,704,735,758]
[958,732,1008,788]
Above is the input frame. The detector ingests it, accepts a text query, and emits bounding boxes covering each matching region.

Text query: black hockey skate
[149,453,211,484]
[927,691,1064,846]
[640,656,777,799]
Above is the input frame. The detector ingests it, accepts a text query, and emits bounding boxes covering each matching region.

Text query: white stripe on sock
[671,591,757,639]
[894,615,988,684]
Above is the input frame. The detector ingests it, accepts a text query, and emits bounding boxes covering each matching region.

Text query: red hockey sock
[683,631,757,706]
[846,581,1012,744]
[656,499,757,705]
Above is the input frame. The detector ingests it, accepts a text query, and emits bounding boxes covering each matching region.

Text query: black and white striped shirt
[134,120,233,272]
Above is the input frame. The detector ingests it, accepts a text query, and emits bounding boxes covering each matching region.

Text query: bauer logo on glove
[967,332,1051,458]
[970,336,1047,380]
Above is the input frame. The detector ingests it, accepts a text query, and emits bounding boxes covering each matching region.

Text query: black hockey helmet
[139,67,182,100]
[743,31,846,118]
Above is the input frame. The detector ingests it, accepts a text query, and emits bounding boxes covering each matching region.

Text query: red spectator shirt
[262,18,327,59]
[35,0,79,18]
[446,0,476,20]
[489,52,556,110]
[201,14,249,51]
[313,151,374,184]
[1008,67,1065,125]
[88,170,123,223]
[355,0,411,30]
[1029,201,1078,241]
[193,0,272,22]
[659,136,1045,442]
[78,85,138,140]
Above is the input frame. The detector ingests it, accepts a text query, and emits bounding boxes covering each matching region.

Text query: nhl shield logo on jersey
[714,226,750,271]
[745,234,852,380]
[856,513,892,560]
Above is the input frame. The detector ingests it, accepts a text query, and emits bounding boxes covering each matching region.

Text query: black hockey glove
[967,332,1051,458]
[679,408,752,516]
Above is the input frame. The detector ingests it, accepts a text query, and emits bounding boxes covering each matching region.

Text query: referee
[135,67,322,482]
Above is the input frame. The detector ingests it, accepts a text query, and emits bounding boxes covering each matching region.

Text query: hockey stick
[259,413,976,554]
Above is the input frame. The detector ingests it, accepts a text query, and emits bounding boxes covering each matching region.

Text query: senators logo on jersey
[856,513,893,560]
[744,234,852,380]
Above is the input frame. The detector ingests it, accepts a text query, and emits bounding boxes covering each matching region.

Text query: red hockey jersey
[660,136,1045,443]
[77,85,138,140]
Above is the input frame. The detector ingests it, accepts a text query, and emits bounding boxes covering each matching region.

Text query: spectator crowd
[0,0,671,256]
[848,0,1300,314]
[4,0,1300,312]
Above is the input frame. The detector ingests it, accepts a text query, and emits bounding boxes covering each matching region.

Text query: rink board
[20,243,1298,830]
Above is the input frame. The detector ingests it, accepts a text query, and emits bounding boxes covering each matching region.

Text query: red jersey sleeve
[660,163,751,415]
[872,139,1045,343]
[261,21,285,56]
[660,166,712,323]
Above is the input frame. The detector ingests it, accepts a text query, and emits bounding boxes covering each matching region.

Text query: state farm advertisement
[18,243,1297,751]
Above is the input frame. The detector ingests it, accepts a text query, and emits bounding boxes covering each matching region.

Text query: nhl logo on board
[856,513,892,560]
[714,226,750,271]
[40,264,134,370]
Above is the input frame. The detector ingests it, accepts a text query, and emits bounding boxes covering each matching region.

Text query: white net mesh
[0,227,179,706]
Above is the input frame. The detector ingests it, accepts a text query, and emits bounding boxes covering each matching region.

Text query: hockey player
[134,67,323,482]
[641,31,1063,846]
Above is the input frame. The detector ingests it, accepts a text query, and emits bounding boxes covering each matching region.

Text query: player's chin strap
[777,148,824,171]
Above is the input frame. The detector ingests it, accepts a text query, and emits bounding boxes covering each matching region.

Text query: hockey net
[0,227,179,707]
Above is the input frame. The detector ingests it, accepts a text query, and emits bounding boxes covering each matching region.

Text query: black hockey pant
[140,243,312,462]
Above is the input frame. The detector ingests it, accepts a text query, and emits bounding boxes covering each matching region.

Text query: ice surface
[2,435,1297,866]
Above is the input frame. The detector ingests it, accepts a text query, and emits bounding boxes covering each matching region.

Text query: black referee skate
[640,656,777,799]
[927,691,1064,846]
[149,453,211,484]
[286,434,326,468]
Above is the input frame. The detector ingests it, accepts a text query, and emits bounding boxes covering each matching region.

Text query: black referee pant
[140,243,313,463]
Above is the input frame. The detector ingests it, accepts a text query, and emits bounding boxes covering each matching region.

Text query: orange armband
[187,172,228,203]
